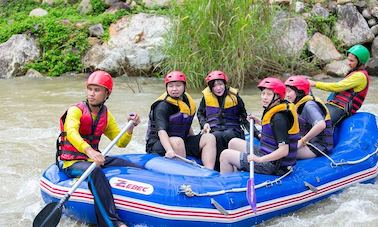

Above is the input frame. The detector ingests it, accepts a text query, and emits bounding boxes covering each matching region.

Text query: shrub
[163,0,321,89]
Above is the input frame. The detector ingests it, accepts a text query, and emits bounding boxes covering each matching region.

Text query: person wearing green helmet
[309,44,371,126]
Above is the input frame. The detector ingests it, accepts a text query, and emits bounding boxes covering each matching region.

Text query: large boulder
[335,4,374,47]
[308,32,343,63]
[0,34,40,79]
[271,12,308,57]
[83,13,172,76]
[324,59,350,77]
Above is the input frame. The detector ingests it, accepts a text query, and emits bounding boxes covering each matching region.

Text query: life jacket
[329,70,370,115]
[295,95,334,152]
[146,92,196,140]
[202,86,241,132]
[260,102,300,168]
[56,102,108,162]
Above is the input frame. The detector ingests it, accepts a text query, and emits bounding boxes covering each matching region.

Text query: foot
[118,222,127,227]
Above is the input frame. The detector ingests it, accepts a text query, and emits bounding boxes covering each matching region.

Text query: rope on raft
[180,143,378,197]
[179,167,293,197]
[307,142,378,167]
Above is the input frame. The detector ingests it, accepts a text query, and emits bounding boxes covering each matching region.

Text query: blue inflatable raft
[39,112,378,226]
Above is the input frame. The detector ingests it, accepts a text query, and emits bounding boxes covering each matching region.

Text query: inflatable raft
[39,112,378,226]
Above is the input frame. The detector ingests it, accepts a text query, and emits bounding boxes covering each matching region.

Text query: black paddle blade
[33,202,63,227]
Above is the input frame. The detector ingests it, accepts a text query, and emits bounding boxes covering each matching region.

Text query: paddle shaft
[63,121,134,200]
[174,154,205,168]
[249,119,254,177]
[35,121,134,227]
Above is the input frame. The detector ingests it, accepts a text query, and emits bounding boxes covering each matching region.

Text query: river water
[0,76,377,227]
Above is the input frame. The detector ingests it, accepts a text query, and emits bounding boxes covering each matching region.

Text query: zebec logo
[109,177,154,195]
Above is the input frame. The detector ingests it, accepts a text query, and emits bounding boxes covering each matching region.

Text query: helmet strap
[264,94,280,110]
[294,90,305,104]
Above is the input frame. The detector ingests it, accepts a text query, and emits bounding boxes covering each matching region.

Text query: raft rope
[306,142,378,167]
[179,167,293,197]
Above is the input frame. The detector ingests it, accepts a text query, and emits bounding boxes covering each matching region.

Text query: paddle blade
[33,202,63,227]
[246,178,257,213]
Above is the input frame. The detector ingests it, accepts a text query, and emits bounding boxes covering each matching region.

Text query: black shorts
[307,141,328,157]
[240,149,289,176]
[326,103,347,126]
[146,134,203,158]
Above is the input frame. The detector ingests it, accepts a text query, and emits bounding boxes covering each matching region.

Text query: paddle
[246,119,257,213]
[174,154,205,169]
[33,121,135,227]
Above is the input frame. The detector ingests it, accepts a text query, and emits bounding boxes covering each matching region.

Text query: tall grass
[163,0,320,89]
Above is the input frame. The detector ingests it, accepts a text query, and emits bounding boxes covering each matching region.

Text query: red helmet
[205,71,229,84]
[257,77,286,100]
[284,75,310,95]
[164,71,186,85]
[86,70,113,94]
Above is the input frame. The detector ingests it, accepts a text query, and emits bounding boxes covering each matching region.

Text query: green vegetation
[0,0,339,86]
[0,0,130,76]
[305,14,343,51]
[163,0,322,89]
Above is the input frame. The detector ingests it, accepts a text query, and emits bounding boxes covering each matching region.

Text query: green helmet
[347,44,370,64]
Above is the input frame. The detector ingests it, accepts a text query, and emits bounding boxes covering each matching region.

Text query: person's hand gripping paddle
[33,121,134,227]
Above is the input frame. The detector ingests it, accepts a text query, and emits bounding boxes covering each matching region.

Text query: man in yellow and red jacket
[57,70,141,227]
[309,44,371,126]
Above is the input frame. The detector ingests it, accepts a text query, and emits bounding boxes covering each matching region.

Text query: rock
[78,0,92,15]
[371,24,378,35]
[89,24,104,37]
[295,1,305,14]
[25,68,43,78]
[355,1,367,11]
[0,34,41,79]
[308,32,343,63]
[104,0,119,6]
[328,1,338,13]
[368,18,377,27]
[337,0,352,4]
[312,73,332,80]
[335,4,374,47]
[324,59,350,77]
[370,6,378,18]
[362,8,372,19]
[370,36,378,58]
[366,57,378,76]
[106,1,130,13]
[29,8,48,17]
[312,3,329,17]
[271,12,308,57]
[83,13,172,76]
[88,37,102,46]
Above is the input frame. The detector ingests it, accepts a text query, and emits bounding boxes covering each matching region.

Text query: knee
[170,137,184,148]
[220,149,232,163]
[203,133,216,143]
[228,138,239,149]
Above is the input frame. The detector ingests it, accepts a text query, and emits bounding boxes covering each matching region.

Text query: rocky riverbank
[1,0,378,84]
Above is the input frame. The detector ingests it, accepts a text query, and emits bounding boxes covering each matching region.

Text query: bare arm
[158,130,175,158]
[301,120,326,144]
[249,144,289,163]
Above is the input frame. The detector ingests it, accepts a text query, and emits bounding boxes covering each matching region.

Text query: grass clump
[163,0,321,89]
